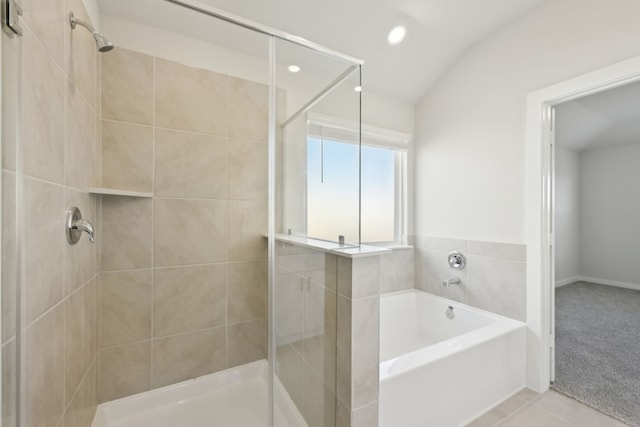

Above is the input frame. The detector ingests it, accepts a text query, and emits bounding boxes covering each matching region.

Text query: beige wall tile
[276,343,305,414]
[416,235,467,252]
[274,271,305,346]
[467,256,526,321]
[152,327,226,388]
[64,0,97,108]
[155,58,228,135]
[98,341,151,402]
[64,281,96,407]
[325,253,338,292]
[66,80,97,189]
[2,339,17,427]
[229,77,268,142]
[22,0,64,65]
[154,129,227,199]
[101,197,152,271]
[304,288,337,393]
[302,364,336,427]
[99,270,152,348]
[2,172,17,342]
[64,189,96,295]
[336,399,350,427]
[23,29,65,183]
[352,401,378,427]
[64,360,97,427]
[95,196,103,274]
[336,295,351,409]
[153,264,226,337]
[24,178,64,323]
[228,261,267,323]
[467,240,526,262]
[381,249,415,294]
[2,31,19,172]
[102,48,154,125]
[352,256,379,299]
[351,296,379,408]
[228,200,267,261]
[25,304,64,427]
[228,140,267,200]
[101,121,153,192]
[228,319,266,367]
[337,257,352,298]
[418,248,468,303]
[153,198,227,267]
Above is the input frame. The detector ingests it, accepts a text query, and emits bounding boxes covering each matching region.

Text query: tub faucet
[442,277,461,288]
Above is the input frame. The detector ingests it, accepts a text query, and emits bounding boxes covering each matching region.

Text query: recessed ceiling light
[288,65,301,73]
[354,86,362,92]
[387,25,406,45]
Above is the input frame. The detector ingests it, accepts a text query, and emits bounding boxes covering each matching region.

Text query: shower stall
[1,0,367,425]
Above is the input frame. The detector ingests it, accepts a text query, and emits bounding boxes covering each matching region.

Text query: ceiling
[97,0,543,103]
[555,80,640,152]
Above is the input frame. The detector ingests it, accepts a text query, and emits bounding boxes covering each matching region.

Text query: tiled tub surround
[97,48,271,402]
[2,1,101,426]
[414,236,527,322]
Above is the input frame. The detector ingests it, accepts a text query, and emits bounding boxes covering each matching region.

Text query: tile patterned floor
[466,388,630,427]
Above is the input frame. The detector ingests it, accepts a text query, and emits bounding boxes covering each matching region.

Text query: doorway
[551,81,640,426]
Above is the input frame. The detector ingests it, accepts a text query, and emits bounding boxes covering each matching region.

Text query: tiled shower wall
[414,236,527,321]
[96,48,270,401]
[2,1,100,426]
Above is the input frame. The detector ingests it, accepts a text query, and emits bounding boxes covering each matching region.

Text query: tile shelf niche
[88,187,153,198]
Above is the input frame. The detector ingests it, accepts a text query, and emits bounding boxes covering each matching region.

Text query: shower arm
[69,12,96,33]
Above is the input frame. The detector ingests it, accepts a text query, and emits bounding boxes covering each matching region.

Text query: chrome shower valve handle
[66,207,95,244]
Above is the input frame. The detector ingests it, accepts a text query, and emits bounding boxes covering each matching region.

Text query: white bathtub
[379,290,526,427]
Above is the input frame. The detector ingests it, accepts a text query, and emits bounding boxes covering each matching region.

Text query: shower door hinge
[2,0,23,37]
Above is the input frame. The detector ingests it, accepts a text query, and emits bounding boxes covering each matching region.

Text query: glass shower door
[272,36,362,427]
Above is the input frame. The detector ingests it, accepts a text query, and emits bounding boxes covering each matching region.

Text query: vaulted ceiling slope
[556,80,640,152]
[98,0,543,103]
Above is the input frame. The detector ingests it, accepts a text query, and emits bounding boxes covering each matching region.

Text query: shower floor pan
[92,360,307,427]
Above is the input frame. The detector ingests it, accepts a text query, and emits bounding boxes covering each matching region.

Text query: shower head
[93,32,114,53]
[69,11,114,53]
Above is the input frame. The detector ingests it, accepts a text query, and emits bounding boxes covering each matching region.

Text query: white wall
[414,0,640,244]
[554,147,580,285]
[81,0,101,29]
[579,143,640,287]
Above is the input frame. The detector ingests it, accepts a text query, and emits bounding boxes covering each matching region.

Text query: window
[306,114,408,244]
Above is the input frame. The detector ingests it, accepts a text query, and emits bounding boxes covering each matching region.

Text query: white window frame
[307,113,410,246]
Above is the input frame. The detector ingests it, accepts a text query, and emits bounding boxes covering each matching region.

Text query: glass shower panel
[2,19,21,427]
[276,40,362,245]
[273,37,361,427]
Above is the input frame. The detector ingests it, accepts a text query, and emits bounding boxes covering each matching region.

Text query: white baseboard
[577,276,640,292]
[555,276,579,288]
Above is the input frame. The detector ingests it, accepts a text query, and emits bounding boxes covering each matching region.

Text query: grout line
[98,323,229,352]
[99,258,268,275]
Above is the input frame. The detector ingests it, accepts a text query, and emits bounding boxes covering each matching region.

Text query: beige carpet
[553,281,640,427]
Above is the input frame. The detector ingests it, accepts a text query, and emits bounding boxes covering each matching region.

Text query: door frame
[525,55,640,392]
